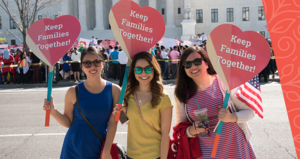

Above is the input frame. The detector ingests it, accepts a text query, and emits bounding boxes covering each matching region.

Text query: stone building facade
[0,0,268,46]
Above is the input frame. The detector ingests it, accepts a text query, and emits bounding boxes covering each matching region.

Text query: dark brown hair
[124,52,163,108]
[174,47,216,104]
[80,46,103,66]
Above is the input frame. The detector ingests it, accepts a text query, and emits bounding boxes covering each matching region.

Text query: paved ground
[0,80,296,159]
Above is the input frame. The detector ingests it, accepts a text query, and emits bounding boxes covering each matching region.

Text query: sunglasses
[82,59,102,68]
[134,66,153,74]
[182,58,203,69]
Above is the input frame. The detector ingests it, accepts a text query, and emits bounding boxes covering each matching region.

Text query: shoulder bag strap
[75,85,105,143]
[134,93,162,134]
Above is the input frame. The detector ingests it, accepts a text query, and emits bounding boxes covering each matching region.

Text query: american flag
[236,75,263,118]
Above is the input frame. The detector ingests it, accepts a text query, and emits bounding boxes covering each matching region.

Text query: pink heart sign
[73,39,78,48]
[109,0,165,59]
[110,40,117,48]
[26,15,81,66]
[101,40,110,49]
[207,24,270,90]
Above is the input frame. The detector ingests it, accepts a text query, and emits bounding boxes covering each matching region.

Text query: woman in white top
[17,52,32,85]
[71,48,81,83]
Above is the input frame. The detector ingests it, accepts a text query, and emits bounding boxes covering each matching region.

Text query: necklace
[139,99,142,103]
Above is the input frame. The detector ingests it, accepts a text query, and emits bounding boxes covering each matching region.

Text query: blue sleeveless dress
[60,81,113,159]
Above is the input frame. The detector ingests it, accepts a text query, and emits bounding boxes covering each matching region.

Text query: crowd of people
[0,48,44,85]
[0,36,276,86]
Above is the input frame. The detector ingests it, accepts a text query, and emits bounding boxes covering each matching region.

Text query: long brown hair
[124,52,163,108]
[174,47,216,104]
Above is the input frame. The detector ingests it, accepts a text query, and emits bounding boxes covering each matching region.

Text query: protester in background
[176,45,181,55]
[0,54,4,84]
[62,52,71,82]
[9,48,17,84]
[100,48,108,80]
[107,45,114,78]
[160,45,169,80]
[31,51,41,84]
[0,53,3,84]
[113,52,172,159]
[17,52,31,85]
[203,41,207,52]
[200,32,207,43]
[189,35,195,42]
[118,47,128,87]
[108,45,114,56]
[71,48,81,83]
[110,46,120,80]
[174,47,256,158]
[27,52,33,83]
[269,43,276,79]
[151,43,159,56]
[15,49,22,84]
[155,49,163,74]
[54,62,60,84]
[95,38,99,45]
[167,47,173,79]
[170,46,180,79]
[0,50,14,84]
[43,46,120,159]
[90,36,97,46]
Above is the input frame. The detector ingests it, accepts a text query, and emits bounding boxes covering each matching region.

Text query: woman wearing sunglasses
[43,46,120,159]
[113,52,172,159]
[174,47,256,158]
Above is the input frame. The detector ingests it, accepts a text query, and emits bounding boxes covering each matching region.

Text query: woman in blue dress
[43,46,121,159]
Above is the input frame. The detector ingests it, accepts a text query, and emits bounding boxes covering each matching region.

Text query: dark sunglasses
[182,58,203,69]
[134,66,153,74]
[82,59,102,68]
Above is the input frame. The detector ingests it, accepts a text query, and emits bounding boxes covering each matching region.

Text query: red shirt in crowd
[0,54,14,73]
[15,54,21,64]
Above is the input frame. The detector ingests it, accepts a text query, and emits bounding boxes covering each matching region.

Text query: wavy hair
[174,47,216,104]
[124,52,163,108]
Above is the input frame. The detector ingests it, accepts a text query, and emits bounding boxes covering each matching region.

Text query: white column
[112,0,119,5]
[61,0,69,15]
[149,0,156,9]
[78,0,87,30]
[132,0,140,5]
[95,0,105,30]
[166,0,175,27]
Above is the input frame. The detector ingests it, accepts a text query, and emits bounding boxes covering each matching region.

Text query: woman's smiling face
[134,58,154,86]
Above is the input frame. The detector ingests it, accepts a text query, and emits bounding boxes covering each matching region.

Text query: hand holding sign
[26,15,81,127]
[206,24,270,158]
[109,0,165,121]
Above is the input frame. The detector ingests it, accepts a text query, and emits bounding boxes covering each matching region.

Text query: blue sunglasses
[134,66,153,74]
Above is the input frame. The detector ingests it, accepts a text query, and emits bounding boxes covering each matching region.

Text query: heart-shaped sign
[26,15,81,66]
[73,39,78,48]
[101,40,110,49]
[207,24,270,90]
[110,40,117,48]
[109,0,165,59]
